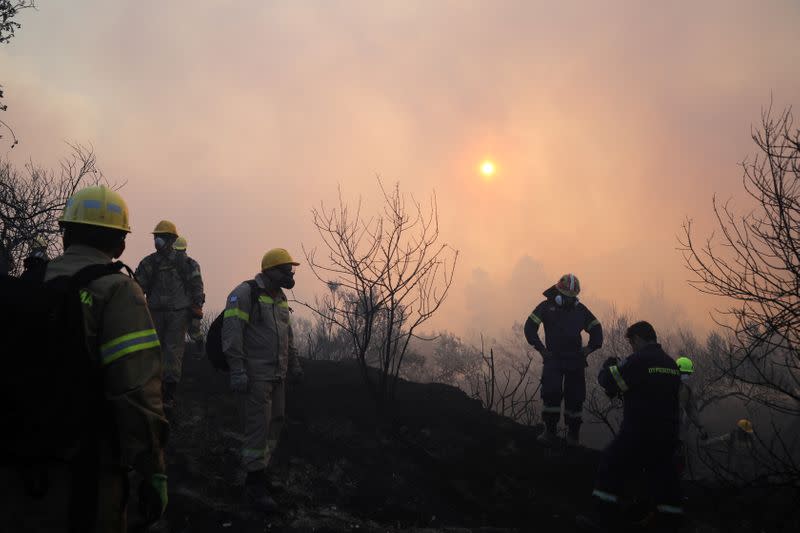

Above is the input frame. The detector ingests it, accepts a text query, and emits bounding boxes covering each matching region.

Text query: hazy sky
[3,1,799,341]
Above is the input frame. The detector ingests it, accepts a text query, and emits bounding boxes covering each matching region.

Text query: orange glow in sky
[3,1,799,339]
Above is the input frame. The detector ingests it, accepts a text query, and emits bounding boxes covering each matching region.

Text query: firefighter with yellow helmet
[0,185,168,531]
[173,236,206,354]
[135,221,205,410]
[701,418,757,484]
[222,248,304,512]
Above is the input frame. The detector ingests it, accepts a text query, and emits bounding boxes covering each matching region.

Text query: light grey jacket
[222,273,300,380]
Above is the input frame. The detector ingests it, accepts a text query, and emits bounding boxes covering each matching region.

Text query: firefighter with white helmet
[524,273,603,446]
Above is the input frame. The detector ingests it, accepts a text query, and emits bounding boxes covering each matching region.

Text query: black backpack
[0,262,125,530]
[206,280,261,372]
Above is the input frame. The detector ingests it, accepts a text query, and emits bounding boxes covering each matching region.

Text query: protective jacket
[599,343,680,438]
[222,273,301,380]
[703,429,756,481]
[135,250,204,311]
[47,245,168,475]
[525,286,603,360]
[27,245,167,532]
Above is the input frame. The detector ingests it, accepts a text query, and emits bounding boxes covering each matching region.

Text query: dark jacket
[135,250,204,311]
[598,343,680,438]
[524,286,603,357]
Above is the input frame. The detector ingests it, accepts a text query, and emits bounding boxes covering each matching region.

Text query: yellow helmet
[261,248,300,271]
[152,220,178,236]
[737,419,754,434]
[174,236,187,251]
[59,185,131,233]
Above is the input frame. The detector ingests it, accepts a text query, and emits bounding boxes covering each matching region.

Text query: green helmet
[676,356,694,374]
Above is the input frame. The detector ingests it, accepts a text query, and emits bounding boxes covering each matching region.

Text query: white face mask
[680,374,692,384]
[555,294,579,307]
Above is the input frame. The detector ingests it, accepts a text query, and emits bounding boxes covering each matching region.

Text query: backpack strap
[245,279,264,322]
[175,253,194,288]
[142,254,162,296]
[70,261,127,288]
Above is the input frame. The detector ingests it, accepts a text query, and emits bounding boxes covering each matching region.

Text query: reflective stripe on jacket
[598,343,680,438]
[524,297,603,354]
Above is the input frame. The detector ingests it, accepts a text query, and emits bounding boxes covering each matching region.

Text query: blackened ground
[153,351,798,533]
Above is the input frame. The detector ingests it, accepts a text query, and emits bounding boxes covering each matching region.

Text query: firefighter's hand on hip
[230,369,249,393]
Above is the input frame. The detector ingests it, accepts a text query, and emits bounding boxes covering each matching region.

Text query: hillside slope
[145,353,796,533]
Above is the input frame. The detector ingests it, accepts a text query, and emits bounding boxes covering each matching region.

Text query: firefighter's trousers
[239,379,286,473]
[541,357,586,432]
[593,428,682,515]
[151,308,189,384]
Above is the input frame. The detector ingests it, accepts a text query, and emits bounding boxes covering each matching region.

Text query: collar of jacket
[542,285,559,300]
[156,248,176,261]
[64,244,113,263]
[255,272,275,291]
[254,272,284,297]
[634,342,663,357]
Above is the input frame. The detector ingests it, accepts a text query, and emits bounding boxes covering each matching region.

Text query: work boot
[537,429,558,445]
[575,499,621,532]
[244,470,278,513]
[566,425,581,447]
[651,508,684,533]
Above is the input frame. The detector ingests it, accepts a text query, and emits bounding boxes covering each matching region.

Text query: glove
[699,428,709,441]
[230,370,249,393]
[602,356,619,369]
[190,305,204,319]
[138,474,168,525]
[288,364,304,384]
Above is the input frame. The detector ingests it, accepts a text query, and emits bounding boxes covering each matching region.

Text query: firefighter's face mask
[555,294,578,307]
[154,234,173,253]
[266,264,296,289]
[680,374,692,384]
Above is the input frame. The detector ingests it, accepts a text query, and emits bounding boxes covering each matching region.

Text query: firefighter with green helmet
[675,356,707,477]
